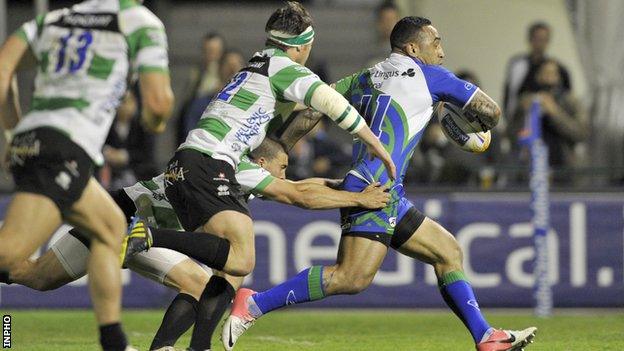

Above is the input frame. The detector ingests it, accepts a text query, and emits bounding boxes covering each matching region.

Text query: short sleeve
[121,7,169,74]
[270,63,324,107]
[236,161,276,196]
[421,64,478,107]
[13,14,45,49]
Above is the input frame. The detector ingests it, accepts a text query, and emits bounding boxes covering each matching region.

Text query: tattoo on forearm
[466,91,500,129]
[279,109,323,150]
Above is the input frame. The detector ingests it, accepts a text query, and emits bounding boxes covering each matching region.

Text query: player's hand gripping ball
[435,102,491,153]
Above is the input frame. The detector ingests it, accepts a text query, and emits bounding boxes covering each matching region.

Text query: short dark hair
[528,22,550,40]
[265,1,313,36]
[376,0,398,20]
[203,31,224,43]
[389,16,432,51]
[249,138,288,161]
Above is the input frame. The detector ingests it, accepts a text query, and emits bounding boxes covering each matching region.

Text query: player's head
[249,138,289,179]
[203,32,225,63]
[265,1,315,65]
[375,1,400,41]
[528,22,550,56]
[390,16,444,65]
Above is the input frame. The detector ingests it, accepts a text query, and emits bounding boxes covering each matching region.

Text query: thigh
[164,150,249,232]
[336,236,388,277]
[0,193,62,260]
[65,178,126,246]
[34,248,78,289]
[395,217,459,264]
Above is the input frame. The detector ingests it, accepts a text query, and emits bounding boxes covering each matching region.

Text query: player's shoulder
[118,0,164,34]
[237,155,262,172]
[266,51,312,77]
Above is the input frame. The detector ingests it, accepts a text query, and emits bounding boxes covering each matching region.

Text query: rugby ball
[435,102,491,153]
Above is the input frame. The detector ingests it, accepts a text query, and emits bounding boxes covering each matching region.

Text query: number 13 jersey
[13,0,169,166]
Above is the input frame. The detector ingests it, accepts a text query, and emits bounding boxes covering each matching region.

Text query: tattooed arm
[463,90,502,130]
[278,108,324,151]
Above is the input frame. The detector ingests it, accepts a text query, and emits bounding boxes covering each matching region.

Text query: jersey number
[217,71,249,102]
[359,94,391,138]
[55,30,93,74]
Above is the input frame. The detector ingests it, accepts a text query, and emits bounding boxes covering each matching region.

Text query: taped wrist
[309,84,365,134]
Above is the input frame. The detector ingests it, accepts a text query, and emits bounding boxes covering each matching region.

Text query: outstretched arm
[463,89,502,130]
[260,178,389,210]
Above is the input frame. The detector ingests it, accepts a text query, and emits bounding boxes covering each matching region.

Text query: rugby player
[0,1,173,350]
[223,17,537,351]
[1,138,389,351]
[122,2,396,350]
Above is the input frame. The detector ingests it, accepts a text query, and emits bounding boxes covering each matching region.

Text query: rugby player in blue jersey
[223,16,537,351]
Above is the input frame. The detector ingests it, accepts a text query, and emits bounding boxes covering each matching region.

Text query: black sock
[99,322,128,351]
[0,270,12,284]
[189,276,236,351]
[150,227,230,270]
[150,293,198,350]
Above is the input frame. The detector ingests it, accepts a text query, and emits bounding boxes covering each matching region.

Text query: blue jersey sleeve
[420,64,478,107]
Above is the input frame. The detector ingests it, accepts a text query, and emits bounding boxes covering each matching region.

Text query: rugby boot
[120,216,152,267]
[476,327,537,351]
[221,288,257,350]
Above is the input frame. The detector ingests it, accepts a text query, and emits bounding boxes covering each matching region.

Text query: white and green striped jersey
[124,157,275,230]
[180,47,325,168]
[13,0,169,165]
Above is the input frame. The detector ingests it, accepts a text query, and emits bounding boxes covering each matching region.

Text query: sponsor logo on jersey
[217,184,230,196]
[9,132,41,166]
[373,70,400,79]
[248,61,265,69]
[464,82,474,90]
[401,68,416,77]
[234,107,271,145]
[63,14,114,28]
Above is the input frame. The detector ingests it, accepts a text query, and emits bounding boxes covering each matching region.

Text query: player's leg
[124,248,209,351]
[65,178,130,351]
[186,212,252,350]
[7,238,81,291]
[221,235,387,350]
[393,210,536,349]
[0,193,63,277]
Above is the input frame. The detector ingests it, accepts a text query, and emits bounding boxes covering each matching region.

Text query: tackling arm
[260,178,389,210]
[278,108,324,151]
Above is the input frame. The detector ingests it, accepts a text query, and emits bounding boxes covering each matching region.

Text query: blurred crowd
[104,0,594,191]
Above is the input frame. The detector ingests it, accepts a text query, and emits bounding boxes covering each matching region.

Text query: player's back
[336,53,478,192]
[180,47,322,168]
[14,0,168,165]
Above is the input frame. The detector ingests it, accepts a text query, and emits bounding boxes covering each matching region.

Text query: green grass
[3,309,624,350]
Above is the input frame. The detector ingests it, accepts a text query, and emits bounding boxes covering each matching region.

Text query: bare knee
[433,238,463,273]
[177,270,211,299]
[326,267,375,295]
[0,243,30,270]
[224,253,255,277]
[92,206,126,247]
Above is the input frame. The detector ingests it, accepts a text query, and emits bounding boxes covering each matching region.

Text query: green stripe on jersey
[139,180,159,191]
[40,51,49,73]
[126,27,165,59]
[87,54,116,80]
[230,88,259,111]
[308,266,325,301]
[270,64,314,97]
[152,206,182,230]
[138,66,169,74]
[303,81,323,106]
[119,0,140,10]
[238,160,261,172]
[346,115,363,133]
[35,13,46,36]
[196,117,231,141]
[253,175,275,192]
[31,97,89,111]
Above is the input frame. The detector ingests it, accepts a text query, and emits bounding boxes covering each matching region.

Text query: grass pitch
[3,309,623,350]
